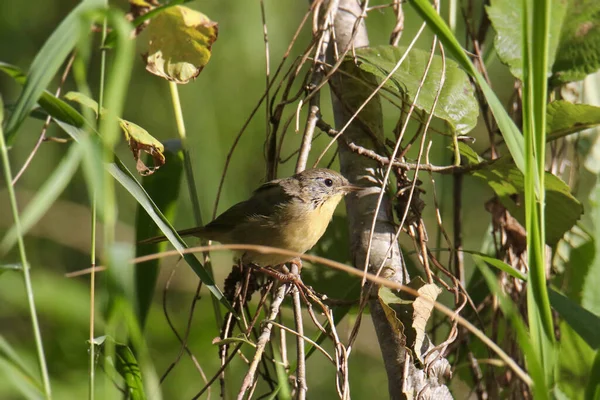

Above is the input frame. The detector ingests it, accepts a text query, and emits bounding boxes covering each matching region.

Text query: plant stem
[168,81,222,326]
[0,99,52,399]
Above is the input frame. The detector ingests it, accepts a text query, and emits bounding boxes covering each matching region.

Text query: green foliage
[553,0,600,84]
[0,144,82,255]
[556,323,597,399]
[2,0,104,143]
[0,336,44,399]
[487,0,567,81]
[93,336,146,400]
[348,45,479,134]
[408,0,527,174]
[582,179,600,315]
[135,142,184,327]
[547,100,600,141]
[549,289,600,349]
[457,143,583,245]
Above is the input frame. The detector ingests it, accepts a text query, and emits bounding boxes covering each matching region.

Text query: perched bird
[141,168,361,266]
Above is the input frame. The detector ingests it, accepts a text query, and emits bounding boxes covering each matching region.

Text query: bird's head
[292,168,361,207]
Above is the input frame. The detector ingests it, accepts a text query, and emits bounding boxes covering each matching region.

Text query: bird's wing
[202,182,294,241]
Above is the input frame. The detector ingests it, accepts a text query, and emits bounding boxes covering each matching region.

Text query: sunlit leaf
[457,143,583,245]
[407,0,526,174]
[64,91,165,175]
[347,45,478,134]
[472,254,527,281]
[0,336,44,399]
[486,0,567,80]
[143,5,218,83]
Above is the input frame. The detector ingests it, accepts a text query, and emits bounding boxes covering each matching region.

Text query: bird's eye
[324,178,333,187]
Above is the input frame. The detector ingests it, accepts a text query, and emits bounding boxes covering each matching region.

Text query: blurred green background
[1,0,582,398]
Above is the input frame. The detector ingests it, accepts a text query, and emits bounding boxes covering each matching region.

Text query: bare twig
[12,52,76,185]
[64,243,532,388]
[291,264,307,400]
[238,284,289,400]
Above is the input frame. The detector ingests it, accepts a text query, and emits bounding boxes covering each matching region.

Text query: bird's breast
[279,194,343,254]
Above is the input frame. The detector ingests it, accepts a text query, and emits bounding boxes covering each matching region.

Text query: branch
[326,1,452,398]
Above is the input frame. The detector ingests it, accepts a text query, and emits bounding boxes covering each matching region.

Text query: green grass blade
[0,144,82,255]
[0,62,232,313]
[0,336,44,399]
[0,97,51,398]
[135,142,184,327]
[586,350,600,400]
[549,289,600,350]
[522,0,556,384]
[473,258,548,397]
[408,0,526,174]
[3,0,104,143]
[108,160,231,312]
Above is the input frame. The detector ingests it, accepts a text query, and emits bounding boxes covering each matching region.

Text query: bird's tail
[138,227,205,245]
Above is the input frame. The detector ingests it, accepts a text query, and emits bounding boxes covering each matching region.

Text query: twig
[63,242,532,387]
[160,263,209,392]
[12,53,76,185]
[291,264,307,400]
[343,139,493,174]
[237,284,289,400]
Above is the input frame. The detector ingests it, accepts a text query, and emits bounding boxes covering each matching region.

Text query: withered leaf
[144,6,218,83]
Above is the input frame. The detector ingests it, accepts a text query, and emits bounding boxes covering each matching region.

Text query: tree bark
[326,1,452,398]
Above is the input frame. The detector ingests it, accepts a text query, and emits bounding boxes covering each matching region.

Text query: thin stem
[0,104,52,399]
[168,81,222,328]
[89,10,108,399]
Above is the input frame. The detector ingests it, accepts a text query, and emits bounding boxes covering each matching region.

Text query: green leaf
[587,350,600,400]
[0,62,232,314]
[135,141,183,327]
[472,254,527,281]
[473,258,549,397]
[472,254,600,351]
[457,143,583,245]
[547,100,600,141]
[552,0,600,84]
[143,5,218,83]
[486,0,567,80]
[0,336,44,399]
[564,239,595,304]
[93,336,146,400]
[0,144,82,255]
[549,288,600,349]
[64,91,166,175]
[348,45,478,134]
[556,322,596,399]
[0,263,22,277]
[2,0,104,143]
[408,0,526,175]
[583,179,600,315]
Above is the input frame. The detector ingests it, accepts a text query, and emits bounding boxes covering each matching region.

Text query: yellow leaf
[144,6,218,83]
[64,92,165,175]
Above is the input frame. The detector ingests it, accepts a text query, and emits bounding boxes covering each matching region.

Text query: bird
[140,168,361,267]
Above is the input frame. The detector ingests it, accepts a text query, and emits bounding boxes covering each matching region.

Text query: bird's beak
[340,185,363,193]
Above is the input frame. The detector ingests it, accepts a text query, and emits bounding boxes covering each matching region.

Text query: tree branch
[326,1,452,398]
